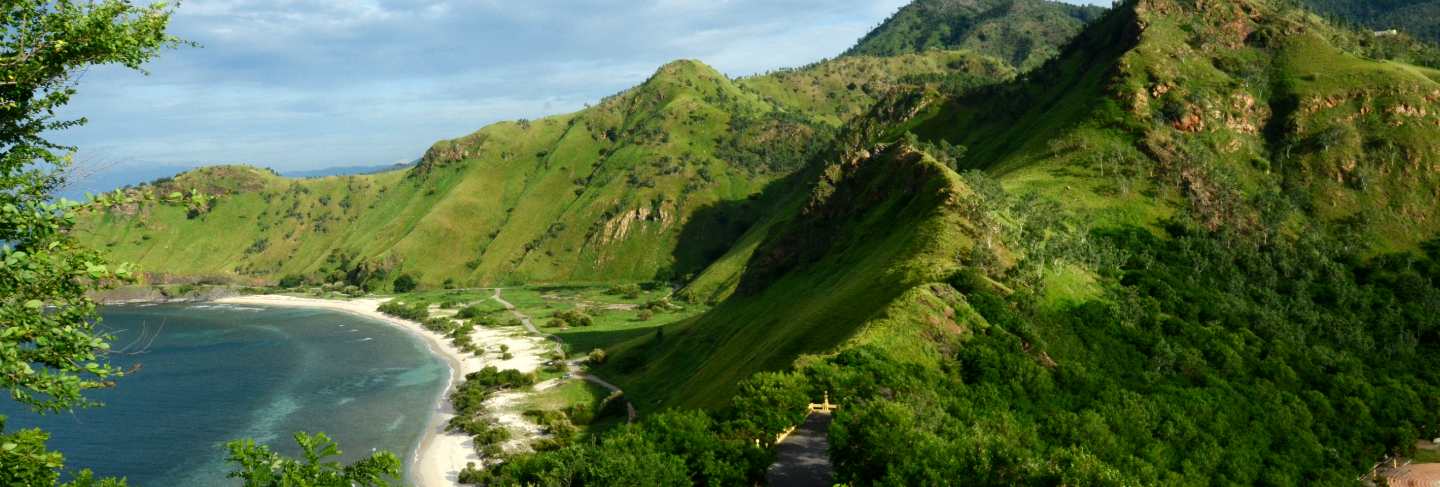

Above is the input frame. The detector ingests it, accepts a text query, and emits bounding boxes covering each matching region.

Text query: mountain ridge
[846,0,1108,70]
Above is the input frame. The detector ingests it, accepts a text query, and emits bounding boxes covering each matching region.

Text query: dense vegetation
[28,0,1440,484]
[821,218,1440,484]
[1302,0,1440,43]
[224,433,401,487]
[846,0,1106,70]
[457,0,1440,484]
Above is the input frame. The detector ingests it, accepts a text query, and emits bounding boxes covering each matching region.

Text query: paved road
[767,412,835,487]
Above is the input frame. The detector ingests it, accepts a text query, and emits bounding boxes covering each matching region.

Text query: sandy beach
[215,294,548,487]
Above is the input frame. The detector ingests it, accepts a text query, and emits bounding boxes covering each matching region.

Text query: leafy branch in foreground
[225,432,402,487]
[1,1,181,484]
[3,0,180,414]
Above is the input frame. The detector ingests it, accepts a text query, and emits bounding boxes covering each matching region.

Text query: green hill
[846,0,1107,70]
[75,53,1013,289]
[487,0,1440,484]
[72,0,1440,483]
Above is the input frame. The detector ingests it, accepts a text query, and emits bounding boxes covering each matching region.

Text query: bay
[0,303,448,485]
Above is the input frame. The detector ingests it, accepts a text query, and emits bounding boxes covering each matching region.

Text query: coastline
[214,294,483,487]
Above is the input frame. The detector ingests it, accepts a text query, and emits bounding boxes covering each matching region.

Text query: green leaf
[24,300,43,309]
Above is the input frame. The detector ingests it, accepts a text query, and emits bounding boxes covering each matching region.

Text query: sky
[58,0,1111,185]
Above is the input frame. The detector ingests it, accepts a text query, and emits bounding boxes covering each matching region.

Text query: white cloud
[59,0,1112,173]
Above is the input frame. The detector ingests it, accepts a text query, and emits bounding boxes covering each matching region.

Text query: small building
[1374,29,1401,37]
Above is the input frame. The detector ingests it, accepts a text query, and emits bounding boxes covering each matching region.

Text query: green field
[499,285,707,359]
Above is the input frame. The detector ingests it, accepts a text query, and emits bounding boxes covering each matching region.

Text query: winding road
[490,289,630,417]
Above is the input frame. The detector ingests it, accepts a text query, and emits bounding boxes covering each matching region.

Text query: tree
[3,0,178,412]
[278,274,305,288]
[2,1,179,483]
[225,432,402,487]
[392,273,417,293]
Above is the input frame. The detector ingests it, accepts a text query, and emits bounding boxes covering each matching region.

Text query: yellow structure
[769,392,841,446]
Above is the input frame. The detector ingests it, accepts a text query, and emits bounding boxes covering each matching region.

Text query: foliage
[0,2,179,484]
[391,273,417,293]
[475,409,772,486]
[1,0,178,414]
[455,304,487,319]
[606,283,642,299]
[224,432,401,487]
[1302,0,1440,44]
[277,274,305,289]
[548,309,594,328]
[447,367,537,453]
[845,0,1105,70]
[376,300,428,321]
[0,416,130,487]
[820,225,1440,484]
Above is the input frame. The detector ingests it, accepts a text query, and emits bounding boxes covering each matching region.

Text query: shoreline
[214,294,484,487]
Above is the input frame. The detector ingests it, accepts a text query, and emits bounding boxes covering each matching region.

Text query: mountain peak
[646,59,728,86]
[847,0,1106,70]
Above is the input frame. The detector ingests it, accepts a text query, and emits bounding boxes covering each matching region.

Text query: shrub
[608,283,643,299]
[552,309,594,327]
[277,274,305,289]
[423,317,456,333]
[392,274,418,293]
[378,301,429,321]
[588,348,608,365]
[636,309,654,321]
[568,403,596,426]
[458,463,487,484]
[456,305,486,319]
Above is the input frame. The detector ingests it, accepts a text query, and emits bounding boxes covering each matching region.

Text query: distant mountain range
[280,161,416,179]
[55,161,416,201]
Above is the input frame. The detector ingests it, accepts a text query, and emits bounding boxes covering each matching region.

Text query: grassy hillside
[70,0,1440,483]
[478,0,1440,484]
[846,0,1107,70]
[607,142,979,409]
[75,52,1013,289]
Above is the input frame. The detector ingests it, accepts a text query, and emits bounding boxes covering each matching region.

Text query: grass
[501,284,707,359]
[76,50,1012,290]
[524,379,610,412]
[605,147,975,410]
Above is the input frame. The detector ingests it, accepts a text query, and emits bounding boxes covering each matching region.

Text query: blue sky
[59,0,1110,184]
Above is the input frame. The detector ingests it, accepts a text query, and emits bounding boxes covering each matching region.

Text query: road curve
[490,289,630,414]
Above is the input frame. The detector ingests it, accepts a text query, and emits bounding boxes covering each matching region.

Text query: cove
[0,303,448,485]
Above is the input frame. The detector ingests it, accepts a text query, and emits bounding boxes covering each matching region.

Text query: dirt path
[766,412,835,487]
[491,289,631,418]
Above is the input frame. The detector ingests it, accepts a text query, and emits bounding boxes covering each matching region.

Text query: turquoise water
[0,303,449,485]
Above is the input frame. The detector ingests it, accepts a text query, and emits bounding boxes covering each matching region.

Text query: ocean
[0,303,449,485]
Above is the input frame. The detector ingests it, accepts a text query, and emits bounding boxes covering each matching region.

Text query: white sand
[215,294,550,487]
